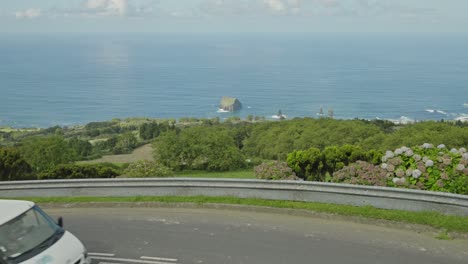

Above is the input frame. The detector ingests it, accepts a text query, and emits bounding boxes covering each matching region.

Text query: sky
[0,0,467,33]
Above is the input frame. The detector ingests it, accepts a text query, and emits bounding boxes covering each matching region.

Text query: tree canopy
[153,126,245,171]
[0,147,33,181]
[20,136,77,172]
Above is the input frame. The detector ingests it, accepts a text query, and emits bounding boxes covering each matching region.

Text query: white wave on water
[388,116,415,124]
[247,106,252,109]
[272,115,287,119]
[436,110,448,115]
[217,109,229,113]
[455,114,468,122]
[425,109,449,115]
[464,103,468,108]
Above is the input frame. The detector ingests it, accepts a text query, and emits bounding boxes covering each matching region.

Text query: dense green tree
[381,122,468,150]
[244,118,385,160]
[114,133,138,154]
[154,126,245,171]
[86,129,100,137]
[153,130,182,169]
[20,136,77,172]
[139,122,161,140]
[85,121,114,130]
[67,137,93,159]
[226,123,253,150]
[93,136,118,153]
[139,121,178,140]
[0,147,33,181]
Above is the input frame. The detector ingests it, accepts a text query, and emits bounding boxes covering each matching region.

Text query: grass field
[79,145,256,179]
[0,127,40,133]
[79,144,154,164]
[21,196,468,234]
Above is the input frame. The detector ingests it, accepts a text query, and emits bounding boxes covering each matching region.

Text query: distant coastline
[1,114,467,131]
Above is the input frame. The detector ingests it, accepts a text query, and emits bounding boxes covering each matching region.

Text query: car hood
[21,231,85,264]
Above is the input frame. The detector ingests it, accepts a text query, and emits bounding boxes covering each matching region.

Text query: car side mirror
[57,217,64,228]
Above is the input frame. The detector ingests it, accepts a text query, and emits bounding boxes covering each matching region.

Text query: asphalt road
[45,206,468,264]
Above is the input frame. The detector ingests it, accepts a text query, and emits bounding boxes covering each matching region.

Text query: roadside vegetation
[1,117,467,194]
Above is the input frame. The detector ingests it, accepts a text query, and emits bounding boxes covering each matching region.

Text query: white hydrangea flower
[401,146,409,152]
[405,150,414,157]
[413,154,421,161]
[450,148,458,154]
[394,148,403,155]
[406,169,413,177]
[412,169,422,179]
[392,177,406,184]
[422,143,434,149]
[381,163,388,169]
[381,156,388,162]
[460,148,467,153]
[385,151,395,158]
[425,160,434,167]
[422,156,429,162]
[457,164,465,171]
[437,144,446,149]
[463,153,468,161]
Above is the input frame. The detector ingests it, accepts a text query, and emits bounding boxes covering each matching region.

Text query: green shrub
[124,160,173,178]
[287,145,382,181]
[287,147,323,180]
[39,164,119,180]
[254,161,299,180]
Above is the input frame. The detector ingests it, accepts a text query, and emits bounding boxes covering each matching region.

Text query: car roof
[0,200,35,225]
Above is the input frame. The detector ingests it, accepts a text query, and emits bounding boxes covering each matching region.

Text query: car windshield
[0,206,61,261]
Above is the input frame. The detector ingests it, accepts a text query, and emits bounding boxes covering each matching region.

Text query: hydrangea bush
[254,161,300,181]
[124,160,174,178]
[332,161,388,186]
[333,144,468,195]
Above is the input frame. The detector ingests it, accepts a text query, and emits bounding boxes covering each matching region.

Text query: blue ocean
[1,33,467,128]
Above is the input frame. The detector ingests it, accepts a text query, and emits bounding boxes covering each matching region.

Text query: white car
[0,200,91,264]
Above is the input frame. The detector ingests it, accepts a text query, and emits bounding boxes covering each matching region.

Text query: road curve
[45,207,468,264]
